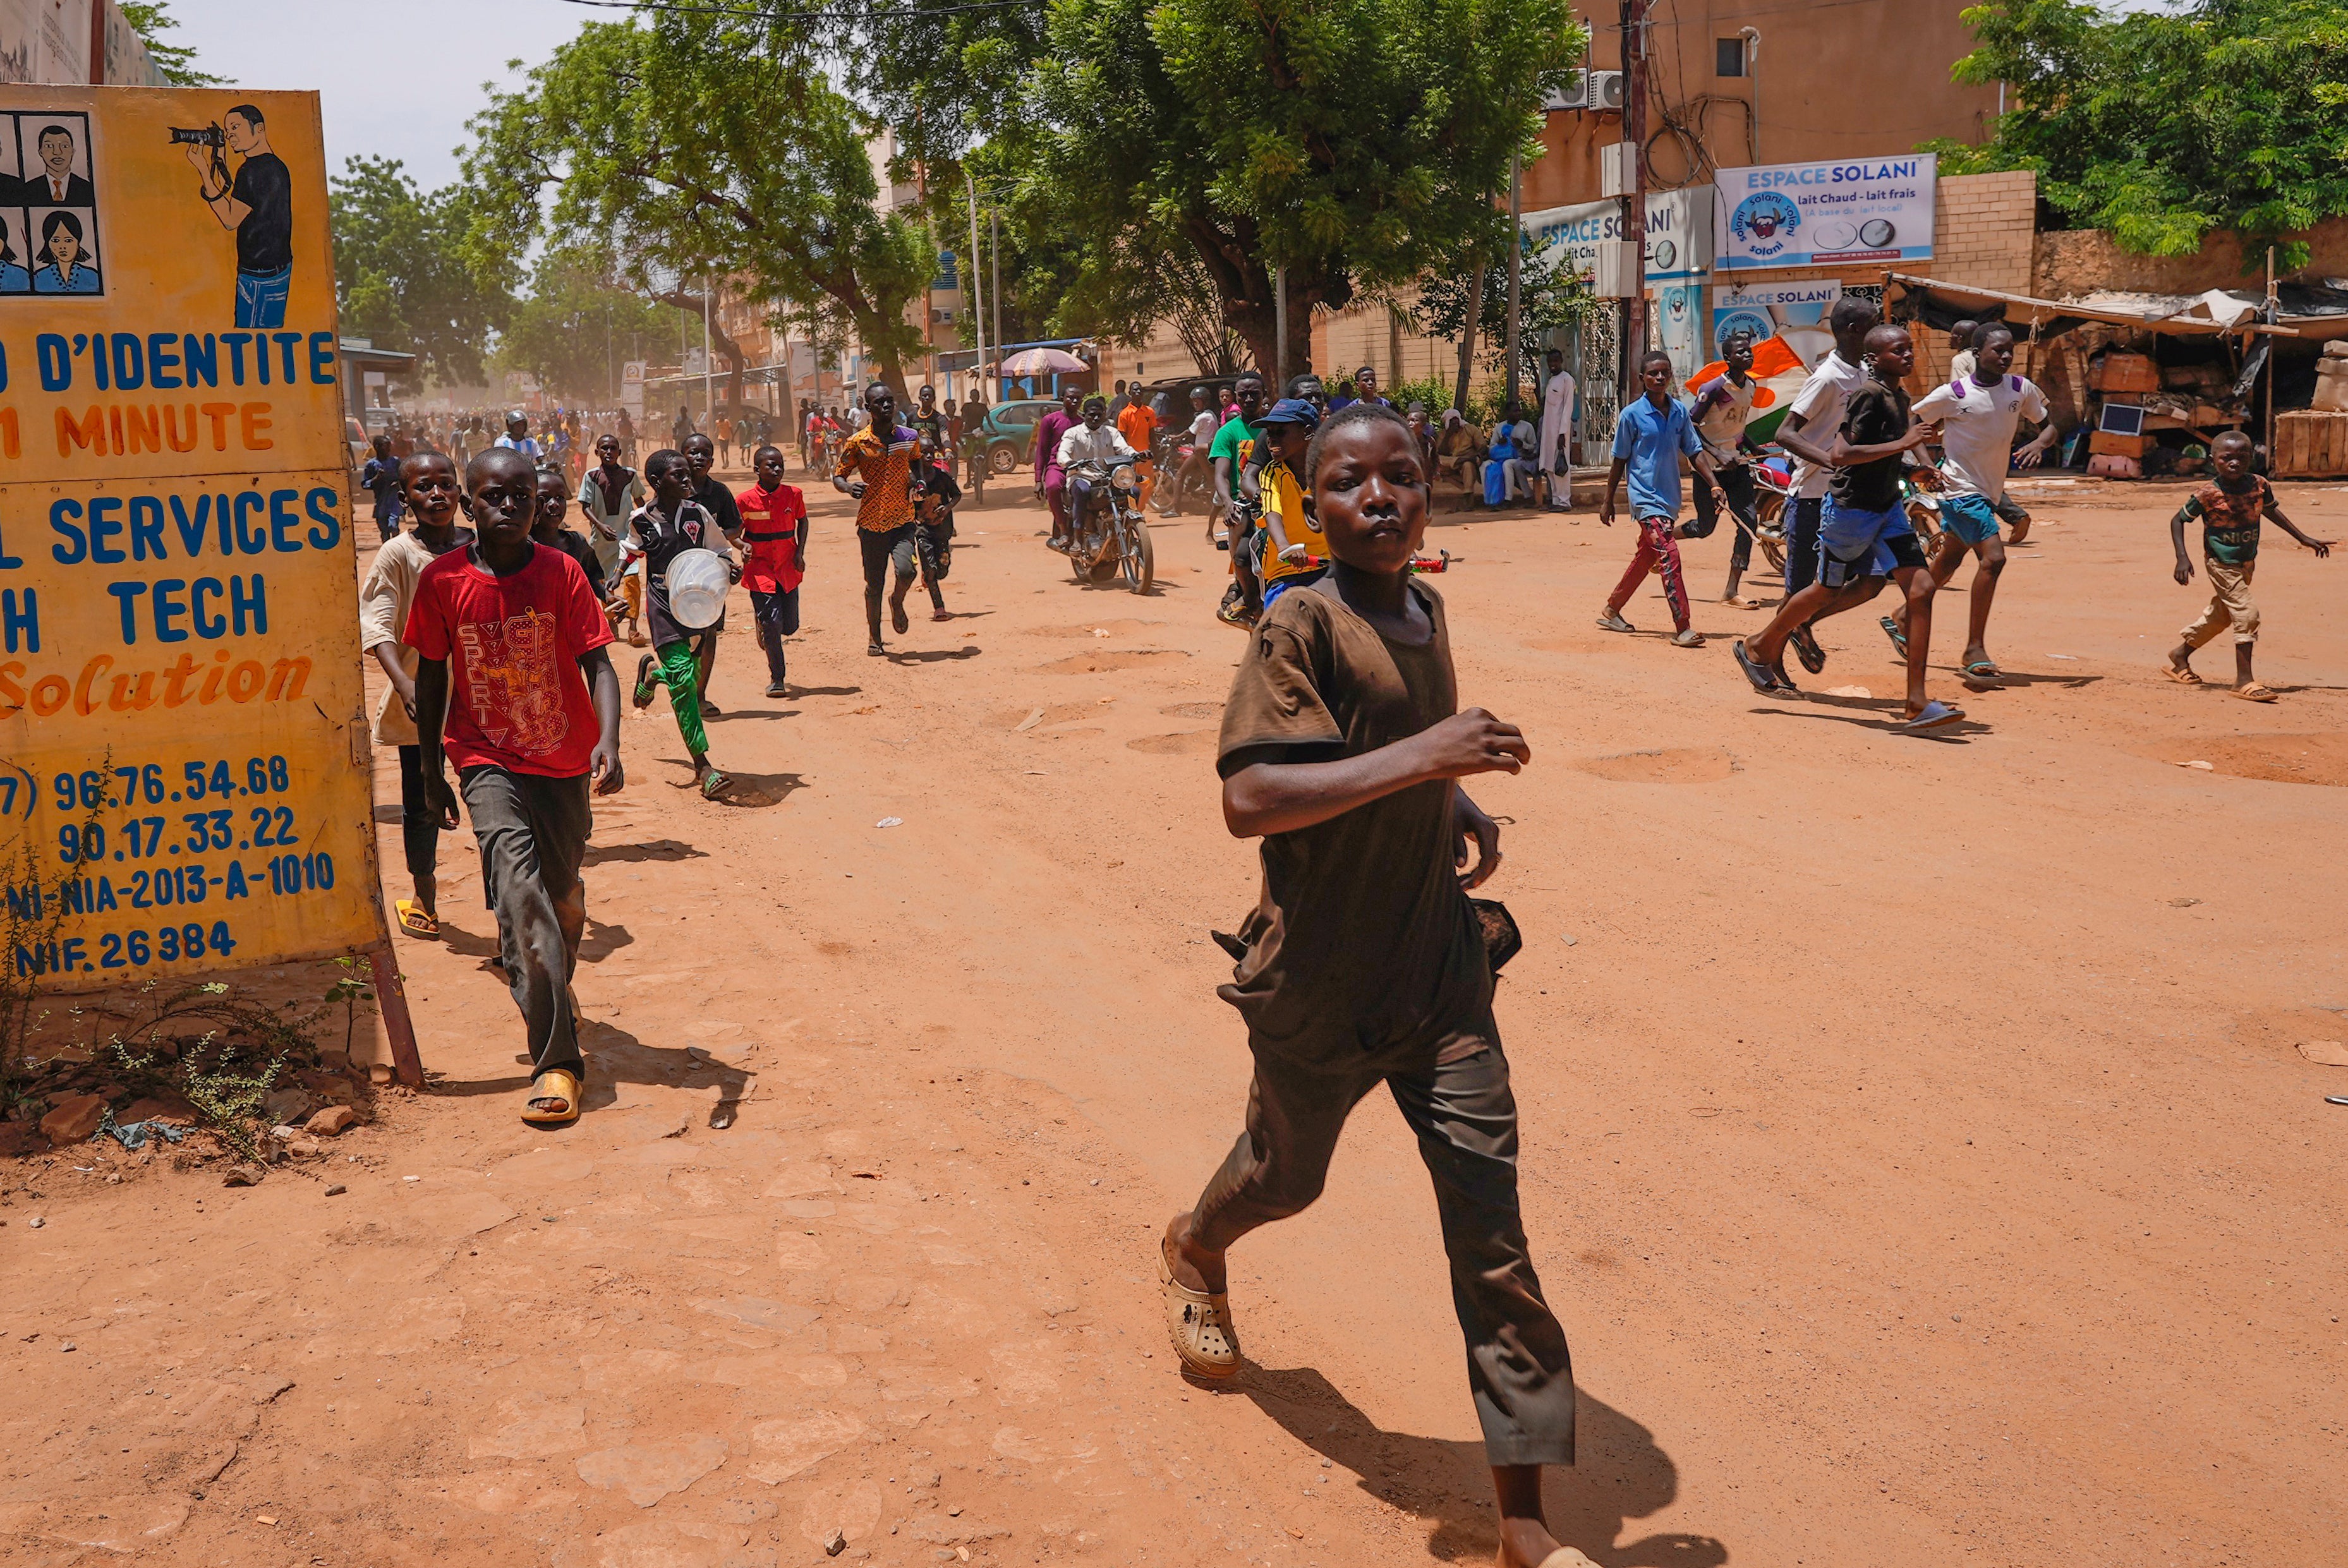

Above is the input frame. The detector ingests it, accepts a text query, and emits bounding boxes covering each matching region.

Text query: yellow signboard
[0,87,380,989]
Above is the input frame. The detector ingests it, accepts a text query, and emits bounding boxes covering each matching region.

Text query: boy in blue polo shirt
[1598,351,1728,648]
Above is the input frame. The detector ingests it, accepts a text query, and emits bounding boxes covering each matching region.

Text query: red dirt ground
[4,469,2345,1567]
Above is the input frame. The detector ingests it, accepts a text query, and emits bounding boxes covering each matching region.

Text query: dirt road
[4,471,2345,1567]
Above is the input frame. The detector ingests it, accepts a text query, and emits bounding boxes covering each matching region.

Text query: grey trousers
[1191,1039,1575,1466]
[459,766,592,1080]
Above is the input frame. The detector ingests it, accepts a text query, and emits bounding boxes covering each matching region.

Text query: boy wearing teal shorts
[1886,323,2057,688]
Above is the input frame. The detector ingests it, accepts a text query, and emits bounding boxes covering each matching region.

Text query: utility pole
[1618,0,1651,411]
[965,171,986,403]
[1505,148,1523,414]
[989,207,1003,404]
[702,274,715,426]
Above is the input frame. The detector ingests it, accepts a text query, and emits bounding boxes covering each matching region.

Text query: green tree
[1413,234,1603,409]
[328,157,509,390]
[866,0,1583,375]
[1930,0,2348,269]
[119,1,224,87]
[463,14,933,392]
[497,247,670,405]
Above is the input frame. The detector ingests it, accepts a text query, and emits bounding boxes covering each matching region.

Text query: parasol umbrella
[996,346,1089,377]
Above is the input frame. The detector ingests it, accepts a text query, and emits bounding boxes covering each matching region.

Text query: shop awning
[1886,272,2348,341]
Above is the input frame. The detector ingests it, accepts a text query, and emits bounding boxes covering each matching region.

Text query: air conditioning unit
[1544,69,1625,113]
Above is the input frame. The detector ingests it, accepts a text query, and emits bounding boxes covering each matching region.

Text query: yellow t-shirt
[1259,461,1323,582]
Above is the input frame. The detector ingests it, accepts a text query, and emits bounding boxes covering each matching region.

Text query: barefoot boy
[358,451,473,939]
[1161,401,1580,1568]
[833,381,923,656]
[408,449,624,1125]
[1598,351,1728,648]
[2167,430,2333,701]
[1734,325,1962,731]
[1887,323,2057,687]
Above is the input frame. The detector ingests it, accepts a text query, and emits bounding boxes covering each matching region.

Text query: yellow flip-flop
[395,898,439,939]
[523,1069,581,1126]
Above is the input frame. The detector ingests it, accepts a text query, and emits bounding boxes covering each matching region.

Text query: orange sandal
[523,1069,581,1126]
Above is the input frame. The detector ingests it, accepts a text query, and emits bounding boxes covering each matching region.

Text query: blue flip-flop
[1897,699,1964,732]
[1733,640,1797,696]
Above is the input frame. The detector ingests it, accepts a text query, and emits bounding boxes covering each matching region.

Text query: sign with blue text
[0,85,377,990]
[1712,155,1936,272]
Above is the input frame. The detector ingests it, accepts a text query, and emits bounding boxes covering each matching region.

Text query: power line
[554,0,1036,18]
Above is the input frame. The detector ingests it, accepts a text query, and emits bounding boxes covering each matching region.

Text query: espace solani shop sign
[1713,155,1936,272]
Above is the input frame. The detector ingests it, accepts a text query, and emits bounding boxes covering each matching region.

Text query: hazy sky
[167,0,590,188]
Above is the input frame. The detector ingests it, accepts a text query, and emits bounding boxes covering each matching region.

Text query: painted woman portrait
[0,213,28,293]
[30,210,99,294]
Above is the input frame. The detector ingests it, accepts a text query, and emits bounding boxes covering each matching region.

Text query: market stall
[1887,272,2348,478]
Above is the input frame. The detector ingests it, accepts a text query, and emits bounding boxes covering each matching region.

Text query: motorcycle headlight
[1110,464,1136,493]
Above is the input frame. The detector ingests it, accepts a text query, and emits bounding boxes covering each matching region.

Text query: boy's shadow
[885,646,981,664]
[441,1018,754,1130]
[1239,1365,1725,1568]
[435,914,634,965]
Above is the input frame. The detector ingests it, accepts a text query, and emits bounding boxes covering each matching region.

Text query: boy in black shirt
[533,466,608,602]
[620,450,737,798]
[1734,325,1959,730]
[1162,401,1580,1568]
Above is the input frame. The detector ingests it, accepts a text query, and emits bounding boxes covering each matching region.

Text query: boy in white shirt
[1884,323,2057,686]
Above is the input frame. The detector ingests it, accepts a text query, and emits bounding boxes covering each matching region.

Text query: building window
[1715,37,1746,77]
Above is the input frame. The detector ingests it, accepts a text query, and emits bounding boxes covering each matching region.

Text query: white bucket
[666,548,730,629]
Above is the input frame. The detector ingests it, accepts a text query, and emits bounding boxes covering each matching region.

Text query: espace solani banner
[1714,154,1937,272]
[0,87,379,987]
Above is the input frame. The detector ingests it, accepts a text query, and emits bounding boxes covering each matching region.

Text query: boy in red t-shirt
[408,449,625,1126]
[735,444,809,698]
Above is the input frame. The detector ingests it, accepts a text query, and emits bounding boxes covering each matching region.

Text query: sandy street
[4,469,2346,1567]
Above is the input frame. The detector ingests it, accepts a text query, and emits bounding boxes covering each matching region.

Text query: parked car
[345,416,371,474]
[967,397,1064,476]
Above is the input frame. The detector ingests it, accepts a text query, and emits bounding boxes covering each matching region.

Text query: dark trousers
[459,766,592,1080]
[395,744,443,882]
[1685,462,1757,574]
[1785,496,1825,594]
[749,587,799,685]
[1192,1039,1575,1467]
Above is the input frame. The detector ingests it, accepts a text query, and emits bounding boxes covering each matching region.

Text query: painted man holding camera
[184,103,293,328]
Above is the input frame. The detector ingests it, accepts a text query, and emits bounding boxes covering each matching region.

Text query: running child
[534,464,608,603]
[407,448,624,1126]
[736,443,809,699]
[1886,323,2057,687]
[1683,329,1764,606]
[620,448,738,796]
[577,434,644,641]
[2165,430,2333,701]
[361,435,404,543]
[1161,400,1580,1568]
[358,450,473,939]
[1734,324,1961,730]
[1597,351,1729,648]
[1770,296,1881,673]
[833,381,924,655]
[912,434,961,621]
[1251,397,1321,608]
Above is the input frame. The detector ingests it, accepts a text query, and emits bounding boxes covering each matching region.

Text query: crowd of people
[349,308,2330,1568]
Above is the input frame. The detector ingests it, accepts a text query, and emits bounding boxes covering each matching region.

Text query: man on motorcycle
[1055,395,1142,549]
[1034,385,1086,552]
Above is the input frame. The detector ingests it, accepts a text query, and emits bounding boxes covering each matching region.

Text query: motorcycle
[1065,462,1155,594]
[1745,449,1943,574]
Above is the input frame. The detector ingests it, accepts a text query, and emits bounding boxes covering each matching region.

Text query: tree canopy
[864,0,1583,374]
[120,1,222,87]
[463,13,934,390]
[495,246,670,406]
[1930,0,2348,270]
[328,157,510,390]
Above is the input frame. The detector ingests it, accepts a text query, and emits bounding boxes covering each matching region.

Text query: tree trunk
[1453,265,1485,413]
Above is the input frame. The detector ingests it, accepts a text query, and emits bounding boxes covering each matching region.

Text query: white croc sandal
[1160,1238,1239,1380]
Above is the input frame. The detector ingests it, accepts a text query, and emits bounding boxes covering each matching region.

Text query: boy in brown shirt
[1159,402,1585,1568]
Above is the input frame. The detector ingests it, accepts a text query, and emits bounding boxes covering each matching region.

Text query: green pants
[651,638,710,759]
